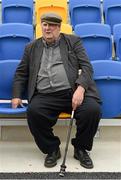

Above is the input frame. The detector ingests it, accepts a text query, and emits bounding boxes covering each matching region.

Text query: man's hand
[11,98,22,109]
[72,86,85,110]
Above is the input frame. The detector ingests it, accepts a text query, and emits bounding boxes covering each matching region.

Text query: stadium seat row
[2,0,68,24]
[69,0,121,33]
[2,0,121,34]
[1,59,121,119]
[1,23,121,61]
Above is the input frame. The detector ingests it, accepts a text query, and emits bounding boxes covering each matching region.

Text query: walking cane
[59,110,74,177]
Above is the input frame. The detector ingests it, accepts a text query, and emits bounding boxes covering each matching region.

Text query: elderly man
[12,12,101,169]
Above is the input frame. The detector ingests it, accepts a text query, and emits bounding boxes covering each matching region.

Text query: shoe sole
[74,154,94,169]
[44,153,61,168]
[44,161,57,168]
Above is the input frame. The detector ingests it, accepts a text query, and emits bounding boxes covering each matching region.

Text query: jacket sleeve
[74,37,94,91]
[12,44,30,99]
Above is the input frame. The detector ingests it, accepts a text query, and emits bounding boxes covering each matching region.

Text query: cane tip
[59,171,65,177]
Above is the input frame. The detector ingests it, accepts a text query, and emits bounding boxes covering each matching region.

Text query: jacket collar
[35,34,69,67]
[59,34,69,68]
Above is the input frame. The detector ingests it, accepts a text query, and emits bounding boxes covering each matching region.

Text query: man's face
[41,22,61,43]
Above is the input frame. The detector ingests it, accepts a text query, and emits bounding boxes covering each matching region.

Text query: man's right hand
[11,98,22,109]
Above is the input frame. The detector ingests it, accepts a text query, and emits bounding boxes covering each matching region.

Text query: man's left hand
[72,86,85,110]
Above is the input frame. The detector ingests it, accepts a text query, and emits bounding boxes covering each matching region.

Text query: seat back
[113,24,121,61]
[2,0,33,24]
[69,0,101,29]
[0,23,33,60]
[103,0,121,33]
[74,23,112,61]
[69,0,82,15]
[0,60,20,99]
[92,60,121,118]
[60,24,73,34]
[35,0,68,24]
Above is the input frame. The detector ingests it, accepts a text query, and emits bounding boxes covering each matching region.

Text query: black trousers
[27,89,101,154]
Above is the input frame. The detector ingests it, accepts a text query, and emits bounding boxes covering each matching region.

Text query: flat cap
[41,12,62,25]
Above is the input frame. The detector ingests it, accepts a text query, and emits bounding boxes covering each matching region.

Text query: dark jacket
[12,33,101,103]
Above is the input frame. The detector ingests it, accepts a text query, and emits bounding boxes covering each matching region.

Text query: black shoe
[44,148,61,168]
[74,148,94,169]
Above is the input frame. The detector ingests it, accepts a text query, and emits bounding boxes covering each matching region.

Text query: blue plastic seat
[113,24,121,61]
[91,60,121,118]
[2,0,33,24]
[103,0,121,33]
[69,0,101,29]
[0,60,27,114]
[74,23,112,61]
[0,23,33,60]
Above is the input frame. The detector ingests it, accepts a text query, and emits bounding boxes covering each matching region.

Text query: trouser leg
[27,94,61,154]
[27,90,72,154]
[71,97,101,151]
